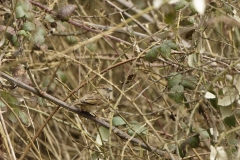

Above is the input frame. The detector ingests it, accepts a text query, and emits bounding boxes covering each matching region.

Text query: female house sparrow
[71,84,113,113]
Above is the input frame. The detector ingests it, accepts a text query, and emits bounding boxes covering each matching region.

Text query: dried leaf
[121,74,136,84]
[12,64,26,78]
[57,4,77,21]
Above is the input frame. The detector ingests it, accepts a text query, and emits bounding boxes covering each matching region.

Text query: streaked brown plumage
[71,84,113,112]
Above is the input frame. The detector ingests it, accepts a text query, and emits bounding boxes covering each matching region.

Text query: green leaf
[197,127,210,139]
[17,0,32,11]
[164,11,176,24]
[18,110,30,126]
[188,54,198,68]
[96,126,109,145]
[57,70,67,83]
[99,126,109,141]
[18,30,27,37]
[189,2,198,14]
[38,97,47,106]
[25,12,35,20]
[220,105,232,119]
[128,123,148,136]
[66,36,78,45]
[178,146,186,158]
[0,91,18,107]
[180,76,198,90]
[11,35,19,46]
[180,19,194,26]
[145,45,161,63]
[168,84,185,103]
[165,40,178,50]
[159,43,171,58]
[33,33,45,47]
[8,112,17,123]
[205,91,219,110]
[179,133,200,158]
[218,88,239,106]
[22,22,35,31]
[223,3,233,14]
[168,74,182,88]
[45,14,55,22]
[18,30,31,39]
[112,116,126,126]
[175,0,188,10]
[224,115,236,127]
[91,152,100,160]
[0,100,6,108]
[188,134,200,148]
[36,27,47,36]
[16,6,26,18]
[209,98,219,110]
[86,43,96,52]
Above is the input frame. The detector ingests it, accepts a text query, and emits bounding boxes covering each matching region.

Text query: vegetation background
[0,0,240,159]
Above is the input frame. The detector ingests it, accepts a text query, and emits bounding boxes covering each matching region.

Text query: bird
[71,84,113,113]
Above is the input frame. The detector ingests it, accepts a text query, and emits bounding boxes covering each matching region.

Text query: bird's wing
[79,92,103,106]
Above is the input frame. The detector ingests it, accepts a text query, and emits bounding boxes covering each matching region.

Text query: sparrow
[71,84,113,112]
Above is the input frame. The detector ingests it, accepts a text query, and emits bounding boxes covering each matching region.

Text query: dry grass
[1,0,240,160]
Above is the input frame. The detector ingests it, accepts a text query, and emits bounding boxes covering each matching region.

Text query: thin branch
[0,71,169,157]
